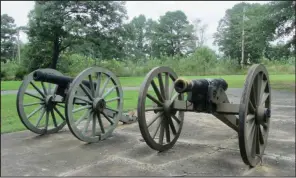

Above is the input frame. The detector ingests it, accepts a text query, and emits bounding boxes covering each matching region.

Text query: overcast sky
[1,1,269,51]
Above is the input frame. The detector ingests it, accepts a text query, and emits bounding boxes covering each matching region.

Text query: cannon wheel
[65,67,123,143]
[16,69,67,135]
[239,64,271,167]
[137,66,184,152]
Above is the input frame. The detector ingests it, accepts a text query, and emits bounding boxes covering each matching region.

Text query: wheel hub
[255,106,270,124]
[93,97,106,113]
[163,100,176,117]
[44,95,54,111]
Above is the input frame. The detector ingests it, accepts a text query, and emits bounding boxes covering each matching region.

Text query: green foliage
[14,66,28,81]
[26,1,128,70]
[1,14,17,63]
[1,70,7,80]
[0,61,21,80]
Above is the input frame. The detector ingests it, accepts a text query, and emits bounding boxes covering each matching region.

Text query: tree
[155,10,196,57]
[1,14,17,63]
[213,2,271,64]
[123,15,149,59]
[193,18,208,47]
[262,1,295,53]
[26,1,127,70]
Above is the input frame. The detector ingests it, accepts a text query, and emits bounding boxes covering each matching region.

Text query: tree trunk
[51,36,60,69]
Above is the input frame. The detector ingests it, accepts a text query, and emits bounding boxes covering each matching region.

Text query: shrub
[15,67,28,81]
[0,70,7,80]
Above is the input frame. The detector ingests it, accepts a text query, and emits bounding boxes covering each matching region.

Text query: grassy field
[1,74,295,91]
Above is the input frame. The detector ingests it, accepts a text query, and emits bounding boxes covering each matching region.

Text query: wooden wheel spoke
[56,103,65,108]
[30,82,45,98]
[24,101,44,107]
[25,92,43,100]
[168,117,177,135]
[165,118,171,143]
[83,112,92,133]
[53,106,65,120]
[101,111,114,125]
[50,110,58,127]
[100,76,110,97]
[151,80,164,102]
[147,112,163,127]
[75,110,90,125]
[260,122,268,129]
[260,80,267,98]
[246,114,255,123]
[92,112,96,136]
[147,93,163,106]
[260,93,269,106]
[248,100,255,113]
[102,86,117,99]
[105,107,118,113]
[171,114,181,124]
[157,73,166,99]
[169,83,175,100]
[250,126,257,157]
[80,84,93,101]
[105,97,120,103]
[258,125,264,145]
[74,96,92,104]
[72,105,91,113]
[256,73,263,104]
[96,112,105,133]
[44,111,49,130]
[27,105,43,119]
[158,118,165,145]
[145,107,163,112]
[164,73,169,100]
[35,108,46,127]
[41,82,47,95]
[152,118,162,139]
[255,127,260,154]
[88,74,95,97]
[95,72,101,97]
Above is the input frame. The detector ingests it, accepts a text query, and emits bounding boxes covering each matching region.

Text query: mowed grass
[1,74,295,91]
[1,91,140,134]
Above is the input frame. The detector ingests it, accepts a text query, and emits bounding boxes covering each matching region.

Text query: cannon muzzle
[174,78,193,93]
[174,78,228,94]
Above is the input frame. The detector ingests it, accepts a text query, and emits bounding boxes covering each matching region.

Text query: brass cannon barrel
[33,71,94,88]
[174,78,228,93]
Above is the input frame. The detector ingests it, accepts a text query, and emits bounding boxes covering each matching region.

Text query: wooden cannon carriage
[16,67,136,143]
[136,64,271,167]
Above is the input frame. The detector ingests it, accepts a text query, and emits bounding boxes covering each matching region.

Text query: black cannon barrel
[33,71,74,86]
[33,71,95,89]
[174,78,228,93]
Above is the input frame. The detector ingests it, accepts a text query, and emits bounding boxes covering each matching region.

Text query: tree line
[1,1,295,72]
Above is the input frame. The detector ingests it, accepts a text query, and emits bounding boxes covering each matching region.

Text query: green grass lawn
[1,74,295,91]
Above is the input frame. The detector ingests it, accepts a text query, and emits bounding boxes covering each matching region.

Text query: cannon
[136,64,271,167]
[16,67,137,143]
